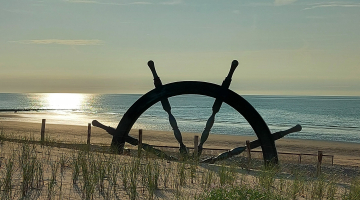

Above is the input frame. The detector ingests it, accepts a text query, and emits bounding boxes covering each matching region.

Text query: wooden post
[317,151,323,176]
[87,123,91,145]
[246,140,251,169]
[299,154,302,164]
[41,119,46,143]
[138,129,143,157]
[331,155,334,166]
[194,135,199,158]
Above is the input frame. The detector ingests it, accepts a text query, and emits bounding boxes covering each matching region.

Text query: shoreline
[1,111,359,144]
[1,120,360,167]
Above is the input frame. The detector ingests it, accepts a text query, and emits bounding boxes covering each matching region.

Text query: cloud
[64,0,152,5]
[9,39,103,45]
[65,0,97,3]
[304,2,360,10]
[274,0,297,6]
[160,0,182,5]
[2,8,34,14]
[131,2,152,5]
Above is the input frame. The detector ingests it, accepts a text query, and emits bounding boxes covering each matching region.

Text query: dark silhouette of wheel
[111,81,279,165]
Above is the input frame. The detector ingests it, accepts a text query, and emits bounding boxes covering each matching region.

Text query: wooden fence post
[138,129,143,157]
[41,119,46,143]
[194,135,199,158]
[317,151,323,176]
[87,123,91,145]
[299,154,302,164]
[246,140,251,169]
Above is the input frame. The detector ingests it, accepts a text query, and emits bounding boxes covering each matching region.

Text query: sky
[1,0,360,95]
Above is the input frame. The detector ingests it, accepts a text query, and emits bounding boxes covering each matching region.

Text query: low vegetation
[0,129,360,199]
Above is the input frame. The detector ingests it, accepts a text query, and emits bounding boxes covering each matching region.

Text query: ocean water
[0,93,360,144]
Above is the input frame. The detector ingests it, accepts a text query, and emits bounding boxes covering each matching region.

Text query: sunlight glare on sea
[27,93,98,125]
[40,93,90,110]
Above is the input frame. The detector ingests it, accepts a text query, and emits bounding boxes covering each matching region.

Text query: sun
[43,93,85,110]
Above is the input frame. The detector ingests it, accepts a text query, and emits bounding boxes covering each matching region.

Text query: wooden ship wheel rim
[112,81,279,165]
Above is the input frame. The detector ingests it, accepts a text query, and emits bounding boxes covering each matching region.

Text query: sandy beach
[1,118,360,167]
[1,116,360,199]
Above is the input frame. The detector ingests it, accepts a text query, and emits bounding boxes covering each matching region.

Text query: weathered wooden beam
[201,124,302,164]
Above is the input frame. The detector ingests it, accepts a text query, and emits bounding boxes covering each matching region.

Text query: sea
[0,93,359,144]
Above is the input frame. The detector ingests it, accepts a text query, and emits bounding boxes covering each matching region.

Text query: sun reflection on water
[42,93,87,110]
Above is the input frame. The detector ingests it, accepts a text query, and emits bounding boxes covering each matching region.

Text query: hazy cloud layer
[160,0,182,5]
[304,2,360,10]
[65,0,182,6]
[10,39,103,45]
[64,0,152,5]
[274,0,297,6]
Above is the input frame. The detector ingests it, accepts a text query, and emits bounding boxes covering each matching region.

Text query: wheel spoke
[148,61,188,155]
[197,60,238,156]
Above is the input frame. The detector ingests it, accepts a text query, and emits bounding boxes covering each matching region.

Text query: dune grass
[0,130,360,199]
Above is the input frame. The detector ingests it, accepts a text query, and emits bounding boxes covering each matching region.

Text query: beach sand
[1,117,360,199]
[1,119,359,167]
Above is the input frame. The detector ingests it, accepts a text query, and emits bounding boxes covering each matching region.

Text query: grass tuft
[195,185,286,200]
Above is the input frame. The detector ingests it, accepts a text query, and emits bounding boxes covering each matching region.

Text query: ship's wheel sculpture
[92,60,302,165]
